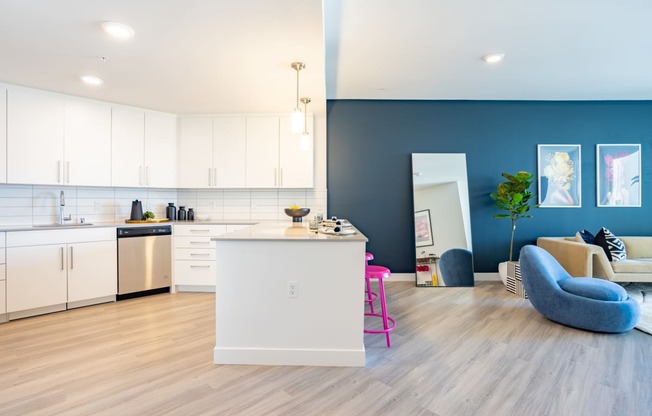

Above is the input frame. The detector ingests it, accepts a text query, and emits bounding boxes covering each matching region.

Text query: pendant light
[300,97,311,151]
[291,62,305,133]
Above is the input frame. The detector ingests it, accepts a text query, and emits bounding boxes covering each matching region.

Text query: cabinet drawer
[7,227,116,247]
[174,261,215,286]
[174,236,215,249]
[175,248,216,261]
[173,224,226,237]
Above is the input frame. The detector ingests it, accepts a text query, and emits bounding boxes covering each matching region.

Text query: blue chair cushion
[558,277,627,301]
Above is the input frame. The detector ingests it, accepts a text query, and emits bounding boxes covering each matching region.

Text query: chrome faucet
[59,191,72,225]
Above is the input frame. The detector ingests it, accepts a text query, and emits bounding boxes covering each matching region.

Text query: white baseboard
[214,346,365,367]
[388,272,501,283]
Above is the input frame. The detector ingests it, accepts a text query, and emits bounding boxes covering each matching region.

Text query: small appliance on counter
[130,200,143,220]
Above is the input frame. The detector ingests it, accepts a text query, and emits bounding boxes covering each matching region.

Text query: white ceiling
[1,1,651,117]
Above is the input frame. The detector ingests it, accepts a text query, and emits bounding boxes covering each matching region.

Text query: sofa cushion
[611,258,652,273]
[594,227,626,262]
[558,277,627,301]
[576,229,595,244]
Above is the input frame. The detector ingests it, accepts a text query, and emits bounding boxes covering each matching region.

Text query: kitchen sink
[33,223,94,228]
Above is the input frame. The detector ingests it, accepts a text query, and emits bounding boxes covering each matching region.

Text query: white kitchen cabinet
[144,111,177,188]
[7,86,65,185]
[111,106,145,187]
[67,240,117,305]
[112,107,177,188]
[7,243,68,314]
[245,117,280,188]
[213,117,246,188]
[279,116,314,188]
[177,118,214,188]
[6,228,117,319]
[64,97,112,186]
[174,224,243,290]
[0,86,7,184]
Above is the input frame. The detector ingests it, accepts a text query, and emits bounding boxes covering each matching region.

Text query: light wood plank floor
[1,282,650,416]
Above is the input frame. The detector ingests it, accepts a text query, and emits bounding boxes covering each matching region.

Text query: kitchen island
[212,221,368,367]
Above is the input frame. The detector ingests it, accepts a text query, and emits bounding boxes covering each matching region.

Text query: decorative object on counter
[188,208,195,221]
[130,200,144,221]
[308,219,318,231]
[166,203,177,221]
[178,206,187,221]
[143,211,155,219]
[284,205,310,222]
[314,212,323,223]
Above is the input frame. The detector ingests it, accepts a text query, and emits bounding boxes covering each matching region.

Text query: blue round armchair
[519,245,640,333]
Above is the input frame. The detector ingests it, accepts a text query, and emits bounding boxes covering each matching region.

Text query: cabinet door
[0,86,6,183]
[7,244,67,312]
[145,111,177,188]
[177,118,213,188]
[279,116,314,188]
[245,117,279,188]
[7,86,65,185]
[213,117,246,188]
[111,106,145,187]
[64,97,112,186]
[67,240,117,303]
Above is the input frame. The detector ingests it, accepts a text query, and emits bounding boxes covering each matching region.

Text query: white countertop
[0,219,258,232]
[212,221,368,242]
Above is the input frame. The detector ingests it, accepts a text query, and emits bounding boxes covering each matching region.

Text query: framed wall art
[597,144,641,207]
[414,209,434,247]
[537,144,581,208]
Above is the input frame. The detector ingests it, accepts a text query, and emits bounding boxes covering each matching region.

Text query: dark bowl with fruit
[284,207,310,222]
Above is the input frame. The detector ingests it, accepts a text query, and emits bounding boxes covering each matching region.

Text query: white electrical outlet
[288,281,298,298]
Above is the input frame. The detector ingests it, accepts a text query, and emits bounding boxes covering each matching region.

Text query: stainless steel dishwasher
[117,225,172,300]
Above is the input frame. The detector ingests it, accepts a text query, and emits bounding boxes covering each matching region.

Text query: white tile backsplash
[0,184,327,225]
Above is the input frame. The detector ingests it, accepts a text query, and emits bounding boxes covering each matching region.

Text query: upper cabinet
[178,115,313,189]
[0,86,6,184]
[64,97,111,186]
[111,106,177,188]
[6,86,112,186]
[7,86,65,185]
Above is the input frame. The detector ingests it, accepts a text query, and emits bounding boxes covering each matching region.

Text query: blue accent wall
[327,100,652,273]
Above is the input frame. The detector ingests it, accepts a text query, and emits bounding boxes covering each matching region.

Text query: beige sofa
[537,237,652,282]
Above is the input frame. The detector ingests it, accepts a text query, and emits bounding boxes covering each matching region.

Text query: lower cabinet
[173,223,251,291]
[0,231,6,322]
[6,228,117,319]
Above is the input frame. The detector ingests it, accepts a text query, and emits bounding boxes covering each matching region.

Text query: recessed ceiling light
[101,21,135,39]
[80,75,104,86]
[483,53,505,64]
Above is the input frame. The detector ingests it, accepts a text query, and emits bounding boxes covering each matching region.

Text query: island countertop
[211,220,368,242]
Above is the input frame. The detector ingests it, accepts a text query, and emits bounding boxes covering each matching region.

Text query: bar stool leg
[377,277,391,347]
[365,277,375,314]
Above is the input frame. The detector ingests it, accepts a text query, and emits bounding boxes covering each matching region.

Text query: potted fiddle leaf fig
[490,171,537,287]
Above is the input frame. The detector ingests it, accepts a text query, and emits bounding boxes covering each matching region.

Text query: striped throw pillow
[595,227,627,262]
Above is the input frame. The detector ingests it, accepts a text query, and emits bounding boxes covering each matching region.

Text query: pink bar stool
[364,264,396,347]
[365,253,378,313]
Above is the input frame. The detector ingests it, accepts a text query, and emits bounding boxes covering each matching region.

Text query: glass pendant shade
[291,108,304,133]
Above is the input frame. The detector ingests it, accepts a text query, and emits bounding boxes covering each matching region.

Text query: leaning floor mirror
[412,153,474,287]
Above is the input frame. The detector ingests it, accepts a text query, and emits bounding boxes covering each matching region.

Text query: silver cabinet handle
[70,246,74,270]
[213,168,217,187]
[190,253,211,257]
[274,168,278,186]
[280,168,283,187]
[189,241,210,245]
[66,161,70,184]
[60,246,64,270]
[190,229,210,233]
[139,166,143,186]
[190,265,211,268]
[57,161,62,183]
[208,168,212,187]
[146,166,150,186]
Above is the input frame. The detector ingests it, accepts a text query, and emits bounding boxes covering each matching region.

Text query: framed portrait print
[537,144,581,208]
[597,144,641,207]
[414,209,434,247]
